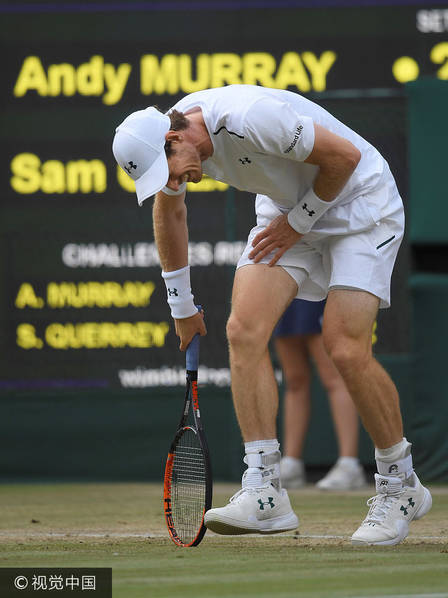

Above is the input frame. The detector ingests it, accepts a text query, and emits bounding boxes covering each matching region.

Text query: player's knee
[323,333,369,376]
[226,312,266,354]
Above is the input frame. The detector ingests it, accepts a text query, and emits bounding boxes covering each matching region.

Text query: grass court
[1,482,447,597]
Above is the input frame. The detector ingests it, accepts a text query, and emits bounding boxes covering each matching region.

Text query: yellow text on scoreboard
[9,153,228,195]
[13,51,338,105]
[15,281,157,309]
[17,321,170,350]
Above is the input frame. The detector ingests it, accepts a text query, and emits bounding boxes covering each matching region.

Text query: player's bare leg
[226,264,298,442]
[322,289,432,545]
[204,264,299,535]
[322,289,401,448]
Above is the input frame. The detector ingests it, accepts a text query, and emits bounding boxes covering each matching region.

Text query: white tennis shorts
[237,169,405,309]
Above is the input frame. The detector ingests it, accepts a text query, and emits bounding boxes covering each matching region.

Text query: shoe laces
[363,474,403,524]
[363,493,398,524]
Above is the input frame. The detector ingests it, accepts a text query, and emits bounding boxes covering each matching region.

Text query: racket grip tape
[186,305,201,371]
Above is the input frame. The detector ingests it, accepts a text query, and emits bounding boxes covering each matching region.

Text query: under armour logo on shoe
[302,203,315,217]
[400,498,415,515]
[167,288,178,297]
[258,497,275,510]
[400,499,415,516]
[124,161,137,174]
[238,157,251,165]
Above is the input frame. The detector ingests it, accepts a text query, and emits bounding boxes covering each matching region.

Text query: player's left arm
[249,124,361,266]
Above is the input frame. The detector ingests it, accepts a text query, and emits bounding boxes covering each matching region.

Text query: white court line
[0,531,446,541]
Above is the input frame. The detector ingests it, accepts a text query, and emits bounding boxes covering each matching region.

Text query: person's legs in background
[274,334,311,488]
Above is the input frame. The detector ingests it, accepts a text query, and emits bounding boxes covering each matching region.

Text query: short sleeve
[243,97,315,162]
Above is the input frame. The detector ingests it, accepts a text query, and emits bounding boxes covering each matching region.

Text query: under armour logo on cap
[124,161,138,174]
[112,106,171,205]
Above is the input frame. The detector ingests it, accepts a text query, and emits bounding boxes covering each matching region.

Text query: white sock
[337,456,360,468]
[282,456,304,466]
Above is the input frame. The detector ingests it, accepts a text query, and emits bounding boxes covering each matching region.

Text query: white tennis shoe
[280,456,306,489]
[351,472,432,546]
[316,459,366,491]
[204,483,299,535]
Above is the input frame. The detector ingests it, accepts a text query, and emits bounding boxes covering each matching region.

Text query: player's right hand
[249,214,302,266]
[175,311,207,351]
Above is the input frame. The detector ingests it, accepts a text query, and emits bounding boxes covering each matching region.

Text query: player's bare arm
[249,124,361,266]
[153,190,206,350]
[153,189,189,270]
[304,124,361,201]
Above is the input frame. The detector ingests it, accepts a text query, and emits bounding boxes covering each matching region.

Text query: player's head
[114,106,200,204]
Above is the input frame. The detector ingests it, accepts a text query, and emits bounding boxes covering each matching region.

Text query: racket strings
[171,429,207,543]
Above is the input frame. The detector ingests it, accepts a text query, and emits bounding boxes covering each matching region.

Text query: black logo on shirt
[238,157,251,165]
[284,126,303,154]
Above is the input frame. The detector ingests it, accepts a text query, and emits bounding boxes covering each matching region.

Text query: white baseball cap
[112,107,171,205]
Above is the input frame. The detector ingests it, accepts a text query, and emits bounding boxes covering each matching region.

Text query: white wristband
[287,187,336,234]
[161,182,187,196]
[161,265,197,319]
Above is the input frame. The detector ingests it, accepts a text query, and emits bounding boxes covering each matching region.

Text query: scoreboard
[1,1,447,392]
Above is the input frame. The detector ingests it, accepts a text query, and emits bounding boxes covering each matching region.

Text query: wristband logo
[302,203,316,217]
[168,288,179,296]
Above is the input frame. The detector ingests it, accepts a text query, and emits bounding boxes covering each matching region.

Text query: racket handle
[186,305,201,371]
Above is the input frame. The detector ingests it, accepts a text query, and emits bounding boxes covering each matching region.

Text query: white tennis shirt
[170,85,387,211]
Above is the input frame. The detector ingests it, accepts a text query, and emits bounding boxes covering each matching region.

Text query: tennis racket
[163,310,212,547]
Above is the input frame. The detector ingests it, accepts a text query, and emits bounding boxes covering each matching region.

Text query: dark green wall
[0,355,423,483]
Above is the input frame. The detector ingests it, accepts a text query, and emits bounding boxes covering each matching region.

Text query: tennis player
[274,298,366,491]
[112,84,432,545]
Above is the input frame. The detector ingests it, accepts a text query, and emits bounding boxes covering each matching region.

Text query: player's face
[166,143,203,191]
